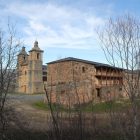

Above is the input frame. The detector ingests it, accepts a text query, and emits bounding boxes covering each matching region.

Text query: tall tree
[0,18,23,139]
[97,12,140,140]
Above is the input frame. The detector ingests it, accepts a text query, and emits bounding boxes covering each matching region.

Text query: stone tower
[28,41,44,93]
[16,47,29,92]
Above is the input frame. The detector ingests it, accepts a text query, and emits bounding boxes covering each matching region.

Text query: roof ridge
[47,57,113,67]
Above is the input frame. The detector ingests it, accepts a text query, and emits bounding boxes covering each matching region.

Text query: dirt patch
[6,96,52,131]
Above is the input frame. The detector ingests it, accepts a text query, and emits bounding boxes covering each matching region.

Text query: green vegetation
[31,100,70,112]
[80,99,131,112]
[31,99,132,112]
[7,92,45,95]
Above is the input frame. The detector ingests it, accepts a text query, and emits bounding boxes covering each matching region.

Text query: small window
[43,72,47,75]
[37,53,39,59]
[43,77,47,81]
[119,87,122,91]
[25,71,27,75]
[97,89,100,97]
[82,67,85,73]
[23,56,26,60]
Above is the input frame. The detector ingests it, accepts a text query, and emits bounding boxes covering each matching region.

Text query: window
[97,89,100,97]
[43,76,47,81]
[25,71,27,75]
[82,67,85,73]
[23,56,26,60]
[37,53,39,59]
[43,72,47,75]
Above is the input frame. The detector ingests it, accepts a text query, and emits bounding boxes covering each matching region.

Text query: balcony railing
[96,71,123,77]
[95,84,122,88]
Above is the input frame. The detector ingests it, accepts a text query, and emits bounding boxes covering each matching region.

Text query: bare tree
[44,59,102,140]
[0,18,23,139]
[97,12,140,140]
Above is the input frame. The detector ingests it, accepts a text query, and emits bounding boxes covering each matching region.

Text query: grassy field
[7,92,45,95]
[31,100,70,112]
[31,99,132,112]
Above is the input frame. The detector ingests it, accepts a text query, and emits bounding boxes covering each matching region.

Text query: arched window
[37,53,39,59]
[25,71,27,75]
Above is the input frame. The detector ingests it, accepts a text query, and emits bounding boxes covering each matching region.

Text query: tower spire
[18,46,28,55]
[29,40,43,52]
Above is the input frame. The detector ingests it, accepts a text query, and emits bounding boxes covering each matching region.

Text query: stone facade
[45,58,125,105]
[46,60,96,105]
[16,42,134,104]
[101,86,123,101]
[16,41,47,94]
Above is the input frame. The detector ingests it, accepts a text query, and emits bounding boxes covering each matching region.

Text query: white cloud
[0,1,109,50]
[62,25,94,39]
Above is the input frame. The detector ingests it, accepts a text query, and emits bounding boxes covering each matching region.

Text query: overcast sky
[0,0,140,64]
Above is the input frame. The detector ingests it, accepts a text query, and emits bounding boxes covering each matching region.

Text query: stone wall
[16,54,28,92]
[121,72,139,98]
[28,59,43,93]
[47,61,73,85]
[47,60,96,85]
[19,65,28,93]
[72,61,96,84]
[46,60,97,105]
[45,81,94,107]
[101,86,123,102]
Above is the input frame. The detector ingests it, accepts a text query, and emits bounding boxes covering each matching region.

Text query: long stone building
[46,57,126,105]
[16,41,129,105]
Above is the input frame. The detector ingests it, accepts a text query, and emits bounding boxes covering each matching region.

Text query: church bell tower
[16,46,29,92]
[28,41,44,93]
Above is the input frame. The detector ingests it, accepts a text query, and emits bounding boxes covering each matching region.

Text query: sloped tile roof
[47,57,119,69]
